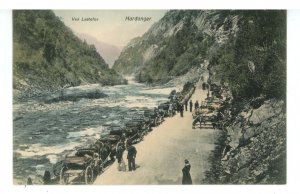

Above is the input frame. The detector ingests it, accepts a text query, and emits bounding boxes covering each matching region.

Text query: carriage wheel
[85,166,94,184]
[60,166,69,184]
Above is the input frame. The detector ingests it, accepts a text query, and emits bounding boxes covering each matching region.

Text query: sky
[54,10,167,47]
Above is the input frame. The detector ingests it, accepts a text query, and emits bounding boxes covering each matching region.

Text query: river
[13,80,177,184]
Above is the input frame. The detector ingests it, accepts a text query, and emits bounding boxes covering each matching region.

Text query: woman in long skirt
[182,159,192,184]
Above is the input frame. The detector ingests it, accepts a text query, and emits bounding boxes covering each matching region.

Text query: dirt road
[94,84,220,185]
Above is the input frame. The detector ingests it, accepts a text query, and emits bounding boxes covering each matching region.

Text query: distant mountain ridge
[13,10,125,95]
[76,33,123,67]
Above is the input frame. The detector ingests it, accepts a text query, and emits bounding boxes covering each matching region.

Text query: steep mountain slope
[113,10,286,184]
[13,10,125,95]
[113,10,239,82]
[76,33,123,67]
[113,10,286,100]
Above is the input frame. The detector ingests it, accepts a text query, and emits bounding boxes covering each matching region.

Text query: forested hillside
[113,10,286,100]
[211,11,286,100]
[13,10,125,95]
[113,11,286,184]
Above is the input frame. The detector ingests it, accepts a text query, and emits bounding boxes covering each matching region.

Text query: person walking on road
[189,100,193,112]
[116,142,126,171]
[195,100,199,110]
[192,112,202,129]
[179,103,184,117]
[127,142,137,171]
[182,159,192,184]
[168,103,174,117]
[184,99,188,111]
[27,177,32,185]
[202,82,206,90]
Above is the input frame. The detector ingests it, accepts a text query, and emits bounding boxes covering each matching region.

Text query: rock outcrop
[204,98,286,184]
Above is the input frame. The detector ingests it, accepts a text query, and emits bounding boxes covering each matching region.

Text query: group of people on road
[187,99,200,113]
[116,139,192,184]
[110,87,201,182]
[116,141,137,172]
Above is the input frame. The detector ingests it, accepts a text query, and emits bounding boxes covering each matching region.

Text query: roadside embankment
[204,99,286,184]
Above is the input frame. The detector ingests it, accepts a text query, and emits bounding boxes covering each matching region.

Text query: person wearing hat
[194,100,200,110]
[179,103,184,117]
[182,159,192,184]
[189,100,193,112]
[184,99,188,111]
[27,177,32,185]
[127,142,137,171]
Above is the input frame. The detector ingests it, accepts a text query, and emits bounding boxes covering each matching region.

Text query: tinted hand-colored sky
[54,10,167,47]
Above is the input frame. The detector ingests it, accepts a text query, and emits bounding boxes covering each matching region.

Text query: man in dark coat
[184,99,188,111]
[43,170,51,185]
[27,177,32,185]
[202,82,206,90]
[127,143,137,171]
[182,159,192,184]
[194,100,200,110]
[179,103,184,117]
[189,100,193,112]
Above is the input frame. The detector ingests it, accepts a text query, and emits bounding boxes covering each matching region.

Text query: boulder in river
[44,84,108,103]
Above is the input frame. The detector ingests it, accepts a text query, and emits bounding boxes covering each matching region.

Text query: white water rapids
[13,80,178,184]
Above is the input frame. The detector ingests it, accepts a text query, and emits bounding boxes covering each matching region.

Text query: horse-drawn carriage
[59,148,101,185]
[201,98,222,111]
[158,101,177,117]
[124,116,149,144]
[95,125,125,161]
[180,82,196,100]
[192,108,218,128]
[210,83,222,98]
[158,102,169,117]
[143,109,163,127]
[55,125,125,185]
[192,98,223,128]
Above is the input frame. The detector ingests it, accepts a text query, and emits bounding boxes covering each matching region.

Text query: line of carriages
[49,82,196,185]
[192,82,232,129]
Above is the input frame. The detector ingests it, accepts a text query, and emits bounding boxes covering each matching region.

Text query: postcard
[11,9,287,188]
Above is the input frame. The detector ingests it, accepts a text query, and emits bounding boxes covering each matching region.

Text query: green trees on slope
[13,10,124,92]
[115,10,286,100]
[212,10,286,100]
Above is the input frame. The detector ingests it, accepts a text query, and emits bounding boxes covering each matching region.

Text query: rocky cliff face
[113,10,240,83]
[204,98,286,184]
[114,10,286,101]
